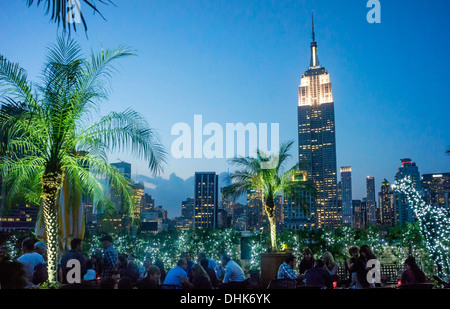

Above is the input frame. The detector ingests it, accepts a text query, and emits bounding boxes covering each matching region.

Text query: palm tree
[25,0,114,34]
[223,140,315,251]
[0,36,166,285]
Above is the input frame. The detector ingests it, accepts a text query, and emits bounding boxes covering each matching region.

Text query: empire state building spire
[310,12,319,68]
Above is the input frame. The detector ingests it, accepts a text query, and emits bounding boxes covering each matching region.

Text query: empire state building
[298,17,341,229]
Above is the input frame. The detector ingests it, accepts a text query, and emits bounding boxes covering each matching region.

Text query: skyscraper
[421,173,450,208]
[379,179,395,227]
[340,167,353,227]
[394,158,421,224]
[194,172,219,229]
[366,176,377,225]
[298,16,340,229]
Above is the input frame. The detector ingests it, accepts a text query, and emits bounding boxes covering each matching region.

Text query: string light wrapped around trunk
[394,176,450,278]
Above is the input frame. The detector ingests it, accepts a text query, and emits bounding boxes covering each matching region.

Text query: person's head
[110,271,120,283]
[285,254,296,268]
[302,248,313,261]
[200,258,209,270]
[322,251,334,269]
[147,265,161,284]
[71,238,82,252]
[404,255,426,282]
[99,234,113,248]
[0,246,9,263]
[191,263,210,282]
[34,241,47,256]
[181,252,191,262]
[198,252,207,262]
[360,245,375,260]
[177,258,187,270]
[348,246,359,259]
[86,259,94,270]
[314,259,325,269]
[221,253,231,266]
[143,255,152,268]
[118,254,128,267]
[21,238,36,254]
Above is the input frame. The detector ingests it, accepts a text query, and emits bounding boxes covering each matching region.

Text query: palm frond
[26,0,114,34]
[78,109,167,175]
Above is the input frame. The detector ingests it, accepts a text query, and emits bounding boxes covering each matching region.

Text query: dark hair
[405,256,427,283]
[360,245,376,261]
[222,253,231,263]
[200,258,209,269]
[285,253,296,263]
[71,238,82,249]
[177,258,187,267]
[314,259,325,268]
[303,248,313,257]
[86,259,93,270]
[348,246,359,255]
[22,238,36,252]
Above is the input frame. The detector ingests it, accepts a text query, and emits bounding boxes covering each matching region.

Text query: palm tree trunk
[41,171,63,285]
[264,195,278,251]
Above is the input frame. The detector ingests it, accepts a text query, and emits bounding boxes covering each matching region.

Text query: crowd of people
[0,235,431,290]
[276,244,429,289]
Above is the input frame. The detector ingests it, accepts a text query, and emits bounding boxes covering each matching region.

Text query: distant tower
[298,14,340,229]
[340,167,353,227]
[366,176,377,225]
[379,179,395,227]
[194,172,219,229]
[394,158,421,224]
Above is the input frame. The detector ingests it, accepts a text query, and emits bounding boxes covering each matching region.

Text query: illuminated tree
[394,176,450,277]
[0,36,166,285]
[223,140,315,251]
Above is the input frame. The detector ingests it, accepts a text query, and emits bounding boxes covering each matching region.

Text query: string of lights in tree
[394,176,450,277]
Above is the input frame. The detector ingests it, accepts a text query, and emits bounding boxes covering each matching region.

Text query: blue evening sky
[1,0,449,217]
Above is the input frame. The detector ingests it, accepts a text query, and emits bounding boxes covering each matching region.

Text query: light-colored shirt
[163,266,188,288]
[17,252,45,288]
[223,260,246,284]
[277,262,298,280]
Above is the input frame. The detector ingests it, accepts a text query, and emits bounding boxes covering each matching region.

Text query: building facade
[421,173,450,208]
[394,158,421,224]
[340,166,353,227]
[298,18,340,229]
[366,176,377,225]
[194,172,219,229]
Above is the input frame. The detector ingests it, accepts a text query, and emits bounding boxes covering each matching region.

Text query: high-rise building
[379,179,395,227]
[181,197,195,220]
[194,172,219,229]
[246,189,263,231]
[366,176,377,225]
[394,158,421,224]
[111,161,131,179]
[352,199,366,229]
[421,173,450,208]
[340,167,353,227]
[298,16,340,229]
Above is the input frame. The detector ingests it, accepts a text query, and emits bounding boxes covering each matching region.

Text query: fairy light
[394,176,450,278]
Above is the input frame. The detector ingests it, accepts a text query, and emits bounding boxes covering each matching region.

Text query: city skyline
[1,1,449,218]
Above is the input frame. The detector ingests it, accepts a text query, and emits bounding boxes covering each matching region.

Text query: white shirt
[223,260,246,283]
[17,252,45,288]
